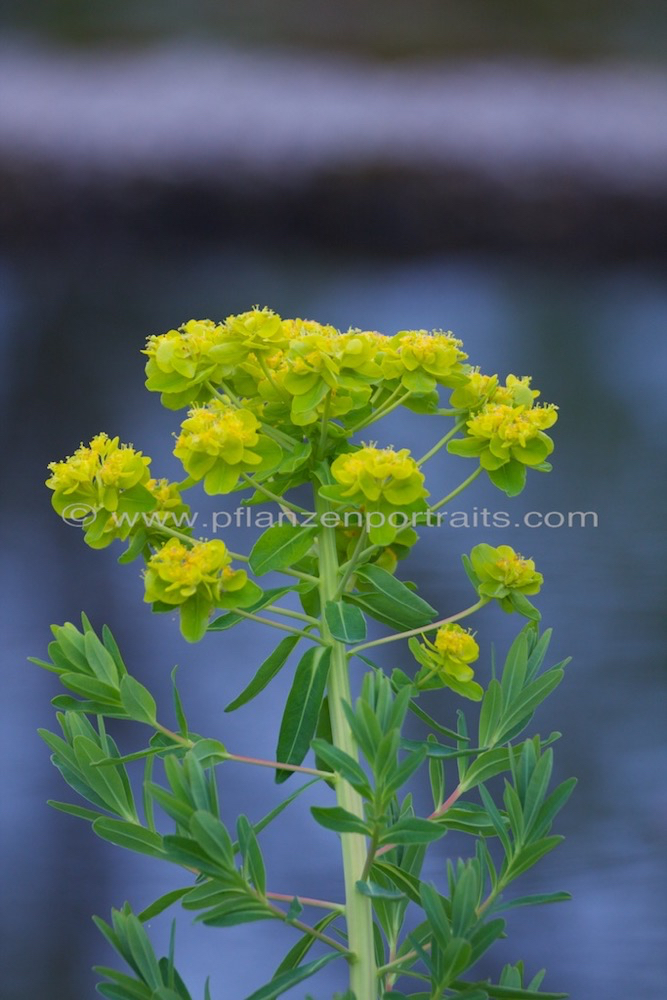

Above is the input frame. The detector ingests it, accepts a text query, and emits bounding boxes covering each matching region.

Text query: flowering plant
[34,307,573,1000]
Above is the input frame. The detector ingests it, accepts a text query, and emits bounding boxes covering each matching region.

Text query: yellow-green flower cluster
[144,538,260,641]
[448,370,558,494]
[450,371,539,412]
[381,330,469,393]
[144,308,477,432]
[46,433,156,547]
[410,623,483,701]
[173,400,282,494]
[326,445,428,545]
[469,543,543,614]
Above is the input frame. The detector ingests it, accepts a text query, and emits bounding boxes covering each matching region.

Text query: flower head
[410,623,483,701]
[144,319,228,408]
[468,543,543,615]
[326,445,428,545]
[381,330,469,393]
[174,401,282,494]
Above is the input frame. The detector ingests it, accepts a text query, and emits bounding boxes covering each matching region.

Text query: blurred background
[1,4,666,999]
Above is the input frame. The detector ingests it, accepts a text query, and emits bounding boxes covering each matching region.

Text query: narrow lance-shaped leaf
[275,646,331,783]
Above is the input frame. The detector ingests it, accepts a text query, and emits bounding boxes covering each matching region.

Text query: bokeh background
[1,5,666,999]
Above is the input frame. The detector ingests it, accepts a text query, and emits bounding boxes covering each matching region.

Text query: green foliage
[34,312,573,1000]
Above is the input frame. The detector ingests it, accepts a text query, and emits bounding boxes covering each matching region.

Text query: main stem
[315,488,377,1000]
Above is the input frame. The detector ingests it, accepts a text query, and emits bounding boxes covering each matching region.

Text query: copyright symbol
[61,503,97,528]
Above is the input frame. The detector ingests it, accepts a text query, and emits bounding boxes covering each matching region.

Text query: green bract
[37,306,572,1000]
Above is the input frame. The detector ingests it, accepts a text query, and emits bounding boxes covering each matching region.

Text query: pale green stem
[334,528,368,600]
[416,418,466,466]
[240,473,312,516]
[223,751,333,779]
[231,609,327,644]
[228,550,319,585]
[317,391,333,458]
[348,387,411,434]
[154,724,332,777]
[316,488,377,999]
[265,891,345,913]
[429,465,483,512]
[264,899,351,956]
[349,598,488,656]
[264,605,320,626]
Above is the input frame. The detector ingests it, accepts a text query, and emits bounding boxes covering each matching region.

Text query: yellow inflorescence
[175,403,259,462]
[144,538,247,605]
[331,445,426,505]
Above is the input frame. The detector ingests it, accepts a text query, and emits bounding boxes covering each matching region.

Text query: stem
[429,465,483,512]
[416,418,465,466]
[231,609,327,644]
[266,891,345,912]
[154,726,332,778]
[229,550,319,585]
[348,386,410,433]
[349,598,488,656]
[316,487,377,1000]
[258,355,291,402]
[240,473,311,516]
[264,605,320,626]
[265,900,351,956]
[334,528,368,599]
[317,391,332,458]
[224,752,333,779]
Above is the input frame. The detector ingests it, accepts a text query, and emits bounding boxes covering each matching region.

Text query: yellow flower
[465,403,558,468]
[410,623,483,700]
[144,319,228,407]
[331,445,426,505]
[174,401,282,494]
[450,372,539,412]
[469,543,543,615]
[381,330,468,392]
[46,433,151,514]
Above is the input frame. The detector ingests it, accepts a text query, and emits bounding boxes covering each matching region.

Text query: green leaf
[251,778,320,839]
[272,911,340,977]
[478,679,504,748]
[487,461,527,497]
[237,815,266,895]
[225,635,300,712]
[243,952,342,1000]
[178,593,211,643]
[459,749,512,792]
[495,671,564,745]
[93,818,165,859]
[507,836,564,879]
[208,586,292,631]
[84,630,120,685]
[379,817,447,846]
[310,806,370,835]
[508,591,541,621]
[47,799,101,822]
[324,601,367,643]
[371,861,422,905]
[275,646,331,783]
[120,675,158,726]
[60,673,122,705]
[188,811,235,870]
[249,523,318,576]
[310,740,371,797]
[137,888,191,923]
[72,736,135,818]
[347,564,437,631]
[491,891,571,914]
[355,880,405,901]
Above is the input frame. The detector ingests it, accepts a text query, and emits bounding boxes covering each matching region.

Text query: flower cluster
[173,401,283,494]
[468,543,543,614]
[46,433,156,547]
[381,330,468,393]
[145,538,260,641]
[410,623,483,701]
[325,445,428,545]
[448,376,558,494]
